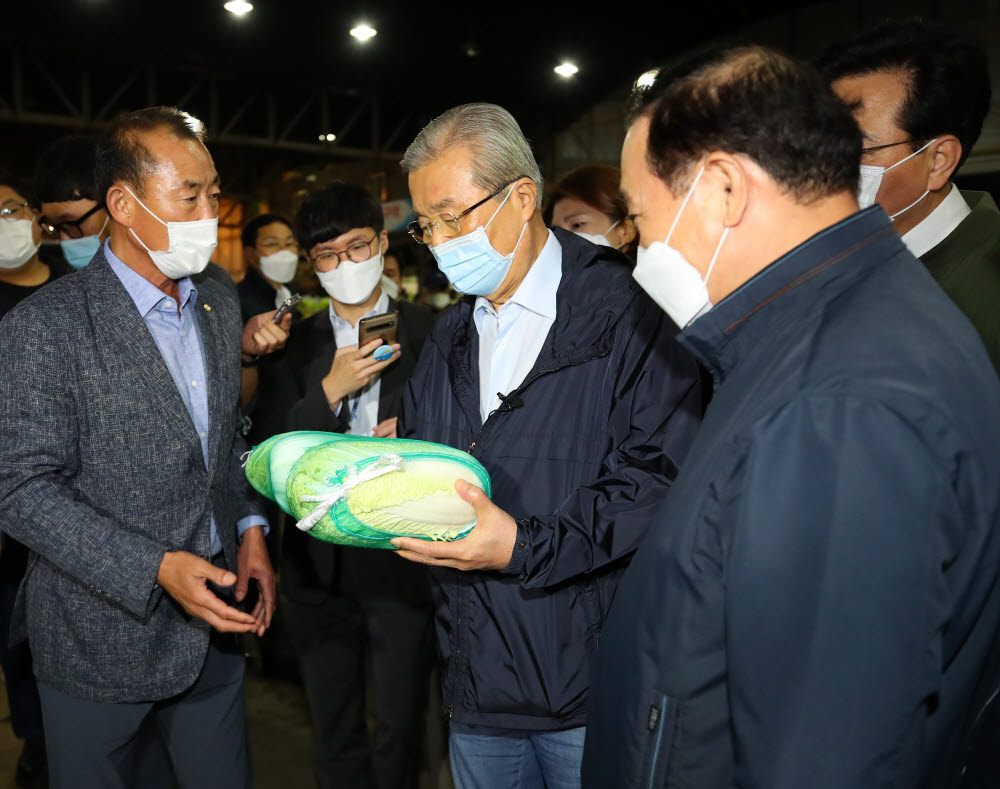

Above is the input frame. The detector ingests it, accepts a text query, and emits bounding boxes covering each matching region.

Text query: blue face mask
[429,185,528,296]
[60,216,108,270]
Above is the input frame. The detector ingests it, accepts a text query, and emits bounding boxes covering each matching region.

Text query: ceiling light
[554,62,579,78]
[637,69,658,88]
[350,24,377,41]
[224,0,253,16]
[325,133,336,142]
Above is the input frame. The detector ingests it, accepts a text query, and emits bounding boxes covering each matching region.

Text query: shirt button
[200,431,207,439]
[191,380,198,387]
[165,300,173,308]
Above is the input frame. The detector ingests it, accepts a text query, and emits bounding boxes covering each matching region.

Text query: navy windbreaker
[582,209,1000,788]
[399,228,703,730]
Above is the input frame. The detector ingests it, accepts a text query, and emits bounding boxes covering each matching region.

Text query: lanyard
[349,393,362,425]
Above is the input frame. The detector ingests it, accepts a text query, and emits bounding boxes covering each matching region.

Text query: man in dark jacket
[392,103,703,789]
[280,181,436,789]
[582,46,1000,789]
[820,21,1000,373]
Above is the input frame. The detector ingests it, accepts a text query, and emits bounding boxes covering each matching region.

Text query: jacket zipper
[466,351,610,455]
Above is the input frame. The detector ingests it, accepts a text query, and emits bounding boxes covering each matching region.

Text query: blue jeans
[449,725,586,789]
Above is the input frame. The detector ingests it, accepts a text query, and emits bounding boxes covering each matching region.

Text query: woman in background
[544,164,638,262]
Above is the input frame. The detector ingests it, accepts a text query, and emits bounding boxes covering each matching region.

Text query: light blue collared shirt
[473,230,562,421]
[106,242,266,556]
[329,290,390,436]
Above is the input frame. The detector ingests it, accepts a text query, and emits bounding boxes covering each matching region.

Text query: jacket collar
[82,245,227,476]
[680,207,903,382]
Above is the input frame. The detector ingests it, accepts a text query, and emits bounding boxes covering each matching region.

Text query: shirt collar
[329,288,390,330]
[901,183,971,259]
[475,229,562,320]
[104,240,196,317]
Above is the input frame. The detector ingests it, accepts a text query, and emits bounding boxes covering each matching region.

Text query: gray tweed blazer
[0,247,260,703]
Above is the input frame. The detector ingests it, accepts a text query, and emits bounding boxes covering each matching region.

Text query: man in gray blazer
[0,106,284,788]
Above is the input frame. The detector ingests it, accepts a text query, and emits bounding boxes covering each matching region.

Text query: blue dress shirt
[473,230,563,421]
[106,242,266,556]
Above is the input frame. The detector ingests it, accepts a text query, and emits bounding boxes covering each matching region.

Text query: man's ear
[244,247,260,268]
[703,152,750,229]
[927,136,962,192]
[515,177,538,219]
[380,229,390,253]
[105,185,133,227]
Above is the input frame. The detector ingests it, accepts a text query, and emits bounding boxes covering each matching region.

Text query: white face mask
[858,138,937,217]
[574,218,621,249]
[259,249,298,284]
[429,292,452,310]
[633,166,729,329]
[380,274,401,300]
[123,185,218,279]
[0,218,41,270]
[315,243,384,305]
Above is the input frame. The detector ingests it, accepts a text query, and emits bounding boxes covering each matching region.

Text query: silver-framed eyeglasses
[407,177,526,245]
[312,233,378,267]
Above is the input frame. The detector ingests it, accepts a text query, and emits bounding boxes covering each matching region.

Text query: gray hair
[400,103,544,206]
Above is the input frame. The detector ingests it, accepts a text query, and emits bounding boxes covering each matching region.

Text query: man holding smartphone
[279,181,436,789]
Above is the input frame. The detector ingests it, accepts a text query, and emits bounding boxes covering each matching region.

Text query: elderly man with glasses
[391,103,704,789]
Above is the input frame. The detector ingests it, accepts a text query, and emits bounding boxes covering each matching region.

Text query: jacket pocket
[639,690,678,789]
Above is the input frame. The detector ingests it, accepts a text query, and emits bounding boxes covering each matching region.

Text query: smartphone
[273,293,301,323]
[357,311,399,348]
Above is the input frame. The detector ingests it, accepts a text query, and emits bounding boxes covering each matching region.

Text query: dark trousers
[37,636,250,789]
[288,593,434,789]
[0,537,43,740]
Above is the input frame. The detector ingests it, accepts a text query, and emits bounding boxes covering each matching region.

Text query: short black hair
[631,46,861,202]
[817,21,990,171]
[94,106,208,205]
[0,170,40,210]
[35,136,99,203]
[295,181,384,252]
[242,213,294,249]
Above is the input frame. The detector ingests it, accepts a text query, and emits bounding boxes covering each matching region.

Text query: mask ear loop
[883,138,938,173]
[889,191,930,220]
[484,183,518,229]
[883,138,938,220]
[703,227,730,286]
[121,185,167,227]
[665,166,706,246]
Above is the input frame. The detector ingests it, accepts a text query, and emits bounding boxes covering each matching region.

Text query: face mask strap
[485,183,517,229]
[889,190,930,220]
[884,138,938,173]
[703,226,730,286]
[666,166,705,245]
[121,185,167,228]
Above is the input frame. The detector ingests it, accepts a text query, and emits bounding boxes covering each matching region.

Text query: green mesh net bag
[244,431,492,549]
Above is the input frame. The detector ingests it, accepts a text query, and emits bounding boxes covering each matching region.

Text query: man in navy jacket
[392,103,703,788]
[583,46,1000,789]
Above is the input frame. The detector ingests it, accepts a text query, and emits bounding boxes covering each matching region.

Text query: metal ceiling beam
[0,44,404,161]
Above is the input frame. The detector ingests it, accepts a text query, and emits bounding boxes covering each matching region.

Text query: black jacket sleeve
[504,295,703,587]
